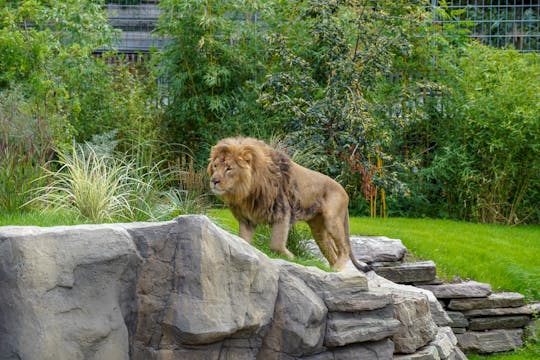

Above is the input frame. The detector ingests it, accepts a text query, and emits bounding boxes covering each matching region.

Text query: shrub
[0,87,53,212]
[259,0,436,210]
[154,0,280,163]
[427,44,540,224]
[30,143,150,222]
[0,137,50,213]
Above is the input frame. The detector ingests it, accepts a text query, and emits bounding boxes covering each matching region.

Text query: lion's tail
[345,212,373,273]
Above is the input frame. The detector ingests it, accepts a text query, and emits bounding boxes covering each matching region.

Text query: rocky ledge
[341,236,538,355]
[0,216,467,360]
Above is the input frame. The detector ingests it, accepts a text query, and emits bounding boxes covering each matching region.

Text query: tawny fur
[208,137,371,272]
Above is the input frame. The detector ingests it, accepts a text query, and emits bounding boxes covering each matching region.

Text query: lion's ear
[239,146,255,166]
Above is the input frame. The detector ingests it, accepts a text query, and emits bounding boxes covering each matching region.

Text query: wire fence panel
[105,0,162,54]
[103,1,539,53]
[433,0,540,52]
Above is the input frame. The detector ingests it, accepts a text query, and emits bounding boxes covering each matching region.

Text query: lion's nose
[211,178,220,186]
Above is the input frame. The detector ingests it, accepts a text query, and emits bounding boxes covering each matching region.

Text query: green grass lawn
[209,209,540,300]
[208,209,540,359]
[348,217,540,302]
[0,209,91,227]
[2,209,539,358]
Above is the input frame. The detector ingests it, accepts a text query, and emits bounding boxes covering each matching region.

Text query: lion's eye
[226,166,232,174]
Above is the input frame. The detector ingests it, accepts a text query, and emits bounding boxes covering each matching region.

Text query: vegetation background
[1,0,539,357]
[2,0,538,225]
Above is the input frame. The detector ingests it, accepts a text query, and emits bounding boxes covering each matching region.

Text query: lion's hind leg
[321,203,351,271]
[308,216,339,268]
[324,219,350,271]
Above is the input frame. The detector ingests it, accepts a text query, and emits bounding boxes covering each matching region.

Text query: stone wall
[0,216,466,360]
[345,237,539,355]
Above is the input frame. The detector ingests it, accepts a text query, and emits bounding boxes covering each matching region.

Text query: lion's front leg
[270,219,294,259]
[239,221,256,243]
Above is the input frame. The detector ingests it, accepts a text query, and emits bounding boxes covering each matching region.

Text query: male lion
[208,137,372,272]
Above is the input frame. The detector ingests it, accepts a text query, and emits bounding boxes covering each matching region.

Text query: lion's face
[208,152,252,199]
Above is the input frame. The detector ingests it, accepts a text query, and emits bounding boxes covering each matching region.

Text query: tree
[155,0,276,161]
[259,0,435,211]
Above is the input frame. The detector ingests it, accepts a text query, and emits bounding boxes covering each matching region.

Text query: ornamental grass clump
[31,143,148,223]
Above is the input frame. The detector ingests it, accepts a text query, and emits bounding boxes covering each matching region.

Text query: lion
[208,136,372,272]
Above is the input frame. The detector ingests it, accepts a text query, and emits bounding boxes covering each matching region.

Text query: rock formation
[0,215,520,359]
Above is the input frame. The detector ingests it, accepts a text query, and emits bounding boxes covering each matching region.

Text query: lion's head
[207,137,281,205]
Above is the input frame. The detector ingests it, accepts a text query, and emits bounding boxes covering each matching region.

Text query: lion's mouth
[210,186,226,196]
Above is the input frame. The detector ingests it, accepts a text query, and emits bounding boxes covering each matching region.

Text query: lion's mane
[208,137,295,224]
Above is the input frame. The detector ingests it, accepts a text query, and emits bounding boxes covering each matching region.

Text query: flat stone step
[417,281,492,299]
[463,305,535,317]
[457,329,523,354]
[373,261,436,284]
[351,236,407,263]
[468,315,530,331]
[447,292,525,311]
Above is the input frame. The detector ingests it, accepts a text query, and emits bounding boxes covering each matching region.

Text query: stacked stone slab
[417,284,537,354]
[0,216,466,360]
[330,236,538,355]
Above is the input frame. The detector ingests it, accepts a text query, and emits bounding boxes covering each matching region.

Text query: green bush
[0,137,49,213]
[0,1,165,214]
[29,143,149,222]
[259,0,440,208]
[427,44,540,224]
[0,87,52,213]
[154,0,277,162]
[0,0,117,144]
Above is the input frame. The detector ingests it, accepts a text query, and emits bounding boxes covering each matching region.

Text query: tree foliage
[0,0,537,224]
[155,0,277,161]
[428,44,539,224]
[259,0,438,204]
[0,0,163,213]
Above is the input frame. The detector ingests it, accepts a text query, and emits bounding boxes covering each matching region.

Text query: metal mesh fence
[432,0,540,52]
[105,0,161,53]
[103,1,539,53]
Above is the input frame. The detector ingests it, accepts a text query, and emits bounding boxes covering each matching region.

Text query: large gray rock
[351,236,408,263]
[278,261,378,312]
[307,235,407,268]
[258,270,327,357]
[373,261,437,284]
[325,307,401,347]
[457,329,523,353]
[0,224,141,360]
[367,273,439,354]
[124,216,280,352]
[0,216,470,360]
